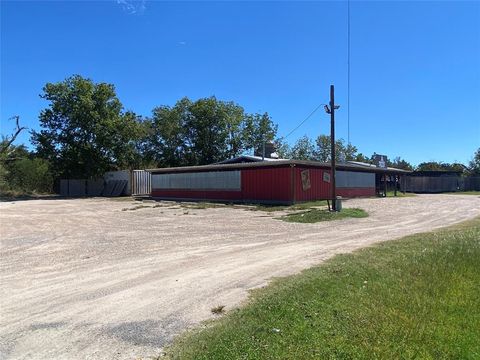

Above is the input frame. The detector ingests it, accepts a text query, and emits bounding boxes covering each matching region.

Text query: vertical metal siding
[336,171,375,188]
[294,168,331,201]
[293,168,376,201]
[241,167,292,202]
[132,170,151,196]
[152,171,240,190]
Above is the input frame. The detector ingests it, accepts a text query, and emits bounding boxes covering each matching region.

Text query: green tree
[0,142,53,194]
[145,97,248,167]
[31,75,143,178]
[6,158,53,193]
[353,153,370,163]
[243,112,278,155]
[274,138,291,159]
[289,135,316,160]
[0,142,29,192]
[469,148,480,175]
[389,156,413,171]
[416,161,467,175]
[144,99,191,167]
[187,97,247,164]
[314,135,357,162]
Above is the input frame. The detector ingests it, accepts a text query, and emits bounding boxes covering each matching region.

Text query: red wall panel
[241,167,293,202]
[151,189,242,201]
[294,167,331,201]
[151,166,376,203]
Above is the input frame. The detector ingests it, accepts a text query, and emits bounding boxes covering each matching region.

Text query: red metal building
[148,160,409,204]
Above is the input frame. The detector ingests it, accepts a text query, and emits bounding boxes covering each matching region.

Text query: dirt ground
[0,194,479,359]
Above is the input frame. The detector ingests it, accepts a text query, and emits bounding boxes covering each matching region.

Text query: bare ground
[0,194,479,359]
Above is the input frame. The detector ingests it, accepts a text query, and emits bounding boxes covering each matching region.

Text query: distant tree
[144,98,191,167]
[389,156,413,171]
[416,161,467,174]
[6,157,53,193]
[353,153,370,163]
[243,112,278,155]
[31,75,144,178]
[469,148,480,175]
[0,116,27,156]
[188,97,250,164]
[145,97,249,167]
[314,135,357,162]
[289,135,316,160]
[0,142,30,192]
[0,143,53,194]
[416,162,447,171]
[274,138,291,159]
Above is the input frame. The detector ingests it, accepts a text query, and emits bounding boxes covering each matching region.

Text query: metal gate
[132,170,151,196]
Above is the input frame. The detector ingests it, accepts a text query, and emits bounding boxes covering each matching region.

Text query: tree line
[1,74,479,195]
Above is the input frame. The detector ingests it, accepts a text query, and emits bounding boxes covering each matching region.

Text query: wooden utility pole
[330,85,337,211]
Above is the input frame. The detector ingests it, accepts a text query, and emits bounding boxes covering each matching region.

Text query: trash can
[335,196,342,211]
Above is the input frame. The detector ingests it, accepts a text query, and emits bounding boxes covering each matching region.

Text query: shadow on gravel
[107,317,186,348]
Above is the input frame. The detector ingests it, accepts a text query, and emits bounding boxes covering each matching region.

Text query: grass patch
[167,218,480,359]
[181,202,233,209]
[385,190,416,197]
[211,305,226,315]
[0,189,55,202]
[446,191,480,196]
[121,204,151,211]
[178,200,328,213]
[280,208,368,223]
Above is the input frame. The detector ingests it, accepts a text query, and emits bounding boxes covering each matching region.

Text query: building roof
[215,155,285,164]
[147,159,411,175]
[346,160,409,173]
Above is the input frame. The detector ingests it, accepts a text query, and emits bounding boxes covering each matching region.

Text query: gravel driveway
[1,195,479,359]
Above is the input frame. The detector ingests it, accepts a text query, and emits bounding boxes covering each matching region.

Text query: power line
[347,0,351,145]
[282,103,326,139]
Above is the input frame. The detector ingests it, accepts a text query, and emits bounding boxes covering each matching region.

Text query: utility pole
[330,85,337,211]
[262,134,265,161]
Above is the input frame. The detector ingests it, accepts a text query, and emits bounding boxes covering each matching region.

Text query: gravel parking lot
[1,194,479,359]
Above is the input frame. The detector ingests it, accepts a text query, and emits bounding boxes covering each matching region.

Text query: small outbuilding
[147,160,410,204]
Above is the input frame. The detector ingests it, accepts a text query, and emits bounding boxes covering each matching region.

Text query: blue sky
[1,0,479,166]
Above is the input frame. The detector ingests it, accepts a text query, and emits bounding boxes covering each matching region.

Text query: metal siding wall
[294,168,375,201]
[404,176,459,193]
[294,168,331,201]
[241,167,292,202]
[152,171,241,190]
[336,171,375,188]
[104,170,131,195]
[132,170,151,196]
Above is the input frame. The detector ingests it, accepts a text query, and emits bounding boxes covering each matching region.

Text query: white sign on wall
[323,172,331,183]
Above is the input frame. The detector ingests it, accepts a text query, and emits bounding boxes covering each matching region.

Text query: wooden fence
[403,176,480,193]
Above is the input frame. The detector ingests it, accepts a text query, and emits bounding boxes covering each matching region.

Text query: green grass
[280,208,368,223]
[0,189,56,201]
[181,202,234,209]
[167,218,480,360]
[176,200,328,212]
[385,190,416,197]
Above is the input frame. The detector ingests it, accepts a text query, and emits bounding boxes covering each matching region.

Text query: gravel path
[1,195,479,359]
